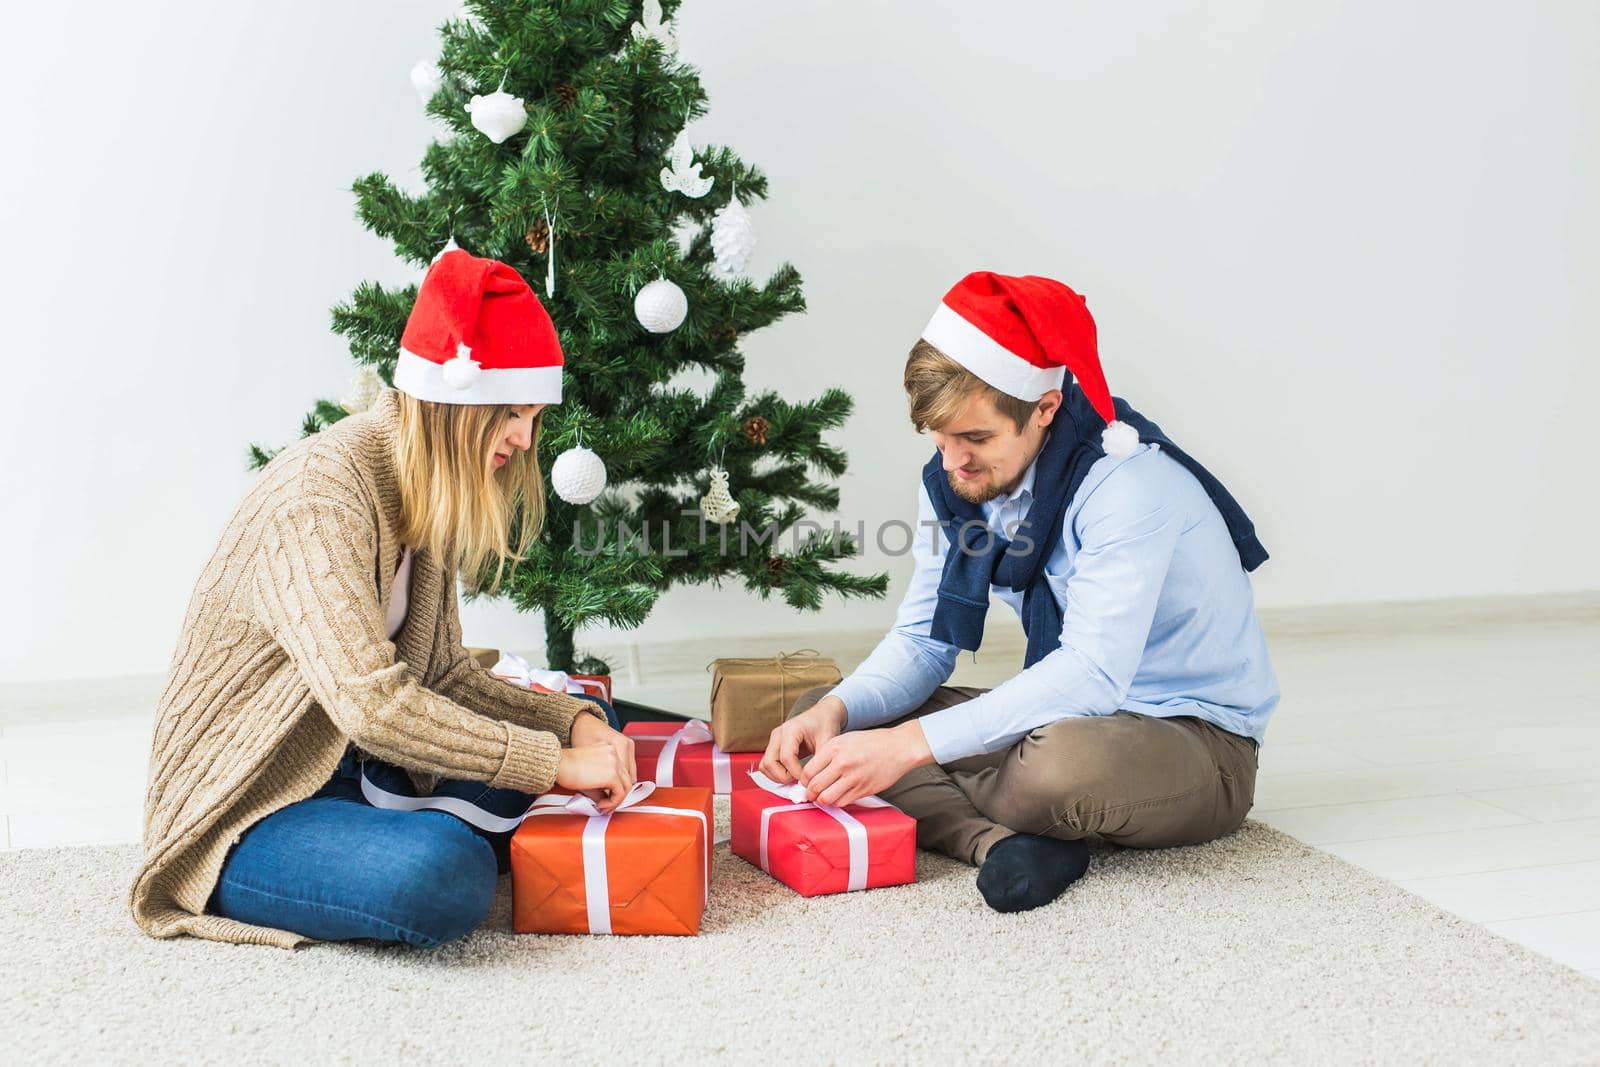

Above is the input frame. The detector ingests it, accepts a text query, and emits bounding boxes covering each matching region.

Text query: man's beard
[947,469,1004,505]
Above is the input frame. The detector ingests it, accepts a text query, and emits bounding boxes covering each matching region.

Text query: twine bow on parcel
[704,648,826,709]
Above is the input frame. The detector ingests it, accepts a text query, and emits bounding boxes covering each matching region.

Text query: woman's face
[491,404,546,469]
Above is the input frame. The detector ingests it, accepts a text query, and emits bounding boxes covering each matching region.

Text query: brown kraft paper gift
[709,650,843,753]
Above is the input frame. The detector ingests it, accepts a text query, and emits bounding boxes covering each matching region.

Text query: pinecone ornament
[524,217,550,254]
[554,82,578,107]
[715,324,740,345]
[699,467,740,524]
[710,196,756,279]
[741,415,770,445]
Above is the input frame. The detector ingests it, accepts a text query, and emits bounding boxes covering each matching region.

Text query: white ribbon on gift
[489,651,592,696]
[746,769,893,893]
[653,719,732,793]
[359,762,531,833]
[358,769,708,935]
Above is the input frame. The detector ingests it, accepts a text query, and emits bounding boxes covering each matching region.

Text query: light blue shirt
[828,442,1280,764]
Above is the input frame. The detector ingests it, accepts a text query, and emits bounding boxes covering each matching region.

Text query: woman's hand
[555,737,634,813]
[570,709,635,774]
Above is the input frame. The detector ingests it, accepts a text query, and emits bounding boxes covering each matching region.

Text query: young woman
[129,250,635,950]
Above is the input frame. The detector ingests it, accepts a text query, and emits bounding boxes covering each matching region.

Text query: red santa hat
[921,271,1139,458]
[393,249,563,405]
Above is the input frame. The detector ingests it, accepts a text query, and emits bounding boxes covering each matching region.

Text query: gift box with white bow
[730,771,917,897]
[509,782,713,935]
[624,720,762,794]
[489,651,612,703]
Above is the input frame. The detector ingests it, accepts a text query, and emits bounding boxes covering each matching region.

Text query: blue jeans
[207,695,620,948]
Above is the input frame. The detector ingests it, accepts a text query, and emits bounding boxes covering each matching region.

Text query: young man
[759,272,1279,913]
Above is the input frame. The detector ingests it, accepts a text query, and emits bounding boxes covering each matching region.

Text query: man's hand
[798,720,936,809]
[760,696,848,784]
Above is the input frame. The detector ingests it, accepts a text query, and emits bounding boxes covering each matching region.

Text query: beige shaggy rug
[5,804,1598,1065]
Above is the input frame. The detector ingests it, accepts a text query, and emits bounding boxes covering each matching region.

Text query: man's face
[930,389,1061,504]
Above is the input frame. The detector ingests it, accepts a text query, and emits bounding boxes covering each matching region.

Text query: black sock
[976,833,1090,913]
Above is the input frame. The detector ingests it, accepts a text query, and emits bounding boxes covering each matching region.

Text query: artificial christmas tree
[249,0,885,684]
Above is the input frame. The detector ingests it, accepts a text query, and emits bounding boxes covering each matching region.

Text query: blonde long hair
[392,392,547,595]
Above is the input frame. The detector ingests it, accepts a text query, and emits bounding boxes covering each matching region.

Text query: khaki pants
[789,684,1260,867]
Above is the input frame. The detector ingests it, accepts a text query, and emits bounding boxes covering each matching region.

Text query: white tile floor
[2,610,1598,980]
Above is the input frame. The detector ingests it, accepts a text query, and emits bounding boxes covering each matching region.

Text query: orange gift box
[509,783,712,936]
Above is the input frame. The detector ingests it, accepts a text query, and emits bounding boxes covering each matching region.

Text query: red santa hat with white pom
[393,249,564,405]
[920,271,1140,458]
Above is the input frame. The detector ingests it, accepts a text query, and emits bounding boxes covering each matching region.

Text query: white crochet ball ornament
[634,277,688,333]
[710,197,756,279]
[466,90,527,144]
[441,343,481,389]
[552,446,607,505]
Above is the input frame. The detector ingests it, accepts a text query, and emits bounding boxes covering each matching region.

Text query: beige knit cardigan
[129,388,602,949]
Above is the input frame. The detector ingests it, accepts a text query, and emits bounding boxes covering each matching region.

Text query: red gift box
[624,720,762,794]
[488,653,612,705]
[731,771,917,896]
[568,674,612,703]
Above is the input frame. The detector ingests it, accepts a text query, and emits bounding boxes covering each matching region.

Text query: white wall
[3,0,1596,684]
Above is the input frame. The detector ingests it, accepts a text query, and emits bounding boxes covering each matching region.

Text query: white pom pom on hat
[440,342,482,389]
[919,271,1140,457]
[1100,418,1140,458]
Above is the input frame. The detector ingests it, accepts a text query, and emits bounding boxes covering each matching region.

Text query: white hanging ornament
[631,0,677,53]
[545,229,556,297]
[660,131,714,199]
[466,89,526,144]
[710,195,756,279]
[441,342,481,390]
[700,467,740,524]
[410,59,443,104]
[541,195,558,297]
[634,277,688,333]
[339,366,384,415]
[552,446,607,505]
[428,235,460,263]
